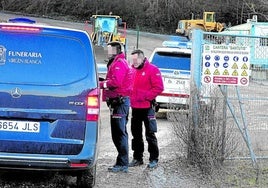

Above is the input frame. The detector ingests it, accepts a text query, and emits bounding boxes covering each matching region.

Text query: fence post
[136,25,140,49]
[191,29,203,90]
[190,30,203,128]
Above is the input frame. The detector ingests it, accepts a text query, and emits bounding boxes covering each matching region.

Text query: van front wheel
[76,165,96,188]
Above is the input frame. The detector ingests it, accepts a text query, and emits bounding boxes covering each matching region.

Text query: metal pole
[136,25,139,49]
[191,29,203,128]
[221,85,227,163]
[236,86,258,168]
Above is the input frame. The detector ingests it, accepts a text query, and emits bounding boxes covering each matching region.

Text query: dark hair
[131,49,144,56]
[108,41,122,53]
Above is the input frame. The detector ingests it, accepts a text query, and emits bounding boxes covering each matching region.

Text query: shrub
[168,86,238,175]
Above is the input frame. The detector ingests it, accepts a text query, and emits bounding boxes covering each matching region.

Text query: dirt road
[95,103,199,188]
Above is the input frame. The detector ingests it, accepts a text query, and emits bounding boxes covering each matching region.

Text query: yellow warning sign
[232,70,239,76]
[213,69,220,75]
[241,63,248,70]
[232,63,238,69]
[204,69,211,75]
[241,70,248,76]
[223,69,229,75]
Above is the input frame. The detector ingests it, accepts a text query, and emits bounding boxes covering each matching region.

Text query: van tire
[76,165,96,188]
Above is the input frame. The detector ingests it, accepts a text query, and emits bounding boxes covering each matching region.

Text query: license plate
[164,77,190,92]
[0,120,40,133]
[164,77,186,86]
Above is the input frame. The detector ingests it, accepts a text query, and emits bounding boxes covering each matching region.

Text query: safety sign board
[202,44,250,86]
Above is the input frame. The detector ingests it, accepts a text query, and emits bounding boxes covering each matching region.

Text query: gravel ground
[94,103,201,188]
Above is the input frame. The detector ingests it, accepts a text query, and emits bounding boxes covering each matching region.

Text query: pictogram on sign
[241,63,248,69]
[214,62,219,68]
[205,62,210,67]
[223,62,229,68]
[243,56,249,62]
[233,56,239,62]
[213,69,220,75]
[224,55,229,61]
[204,76,211,83]
[214,55,220,61]
[241,70,248,76]
[232,63,238,69]
[223,69,229,75]
[204,69,211,75]
[240,77,248,85]
[232,70,238,76]
[205,55,211,60]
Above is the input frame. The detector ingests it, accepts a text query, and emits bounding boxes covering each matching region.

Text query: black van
[0,19,100,187]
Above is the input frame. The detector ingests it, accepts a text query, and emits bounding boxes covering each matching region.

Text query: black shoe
[147,160,158,169]
[108,165,128,173]
[128,159,144,167]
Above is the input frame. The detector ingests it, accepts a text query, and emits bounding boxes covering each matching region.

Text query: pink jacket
[100,53,134,100]
[130,58,164,108]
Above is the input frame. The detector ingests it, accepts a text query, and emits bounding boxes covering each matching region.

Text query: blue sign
[224,56,229,61]
[214,62,219,68]
[205,62,210,67]
[223,62,229,68]
[205,55,211,60]
[214,55,220,61]
[243,56,248,62]
[233,56,239,62]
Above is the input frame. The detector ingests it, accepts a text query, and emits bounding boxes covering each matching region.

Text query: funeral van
[0,18,100,187]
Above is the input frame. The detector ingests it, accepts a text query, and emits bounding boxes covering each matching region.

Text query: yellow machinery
[86,14,127,48]
[176,12,225,38]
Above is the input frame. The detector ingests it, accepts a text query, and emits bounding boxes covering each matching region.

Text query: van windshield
[0,30,92,85]
[151,51,191,70]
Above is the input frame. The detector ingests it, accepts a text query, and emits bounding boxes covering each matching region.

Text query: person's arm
[101,61,127,90]
[145,67,164,101]
[99,80,108,89]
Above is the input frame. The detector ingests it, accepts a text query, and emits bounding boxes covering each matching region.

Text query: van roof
[0,21,84,33]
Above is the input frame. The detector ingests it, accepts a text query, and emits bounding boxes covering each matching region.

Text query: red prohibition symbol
[240,77,248,85]
[204,76,211,83]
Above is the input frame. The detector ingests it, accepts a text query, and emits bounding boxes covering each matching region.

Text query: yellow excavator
[85,14,126,48]
[176,12,225,38]
[85,14,127,62]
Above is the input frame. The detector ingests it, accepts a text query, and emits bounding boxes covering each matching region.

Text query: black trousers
[109,97,130,166]
[131,108,159,162]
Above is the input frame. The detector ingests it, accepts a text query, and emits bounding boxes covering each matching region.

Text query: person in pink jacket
[128,49,164,169]
[100,42,134,173]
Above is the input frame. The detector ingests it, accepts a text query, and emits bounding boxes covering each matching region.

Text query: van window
[151,51,191,70]
[0,32,92,85]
